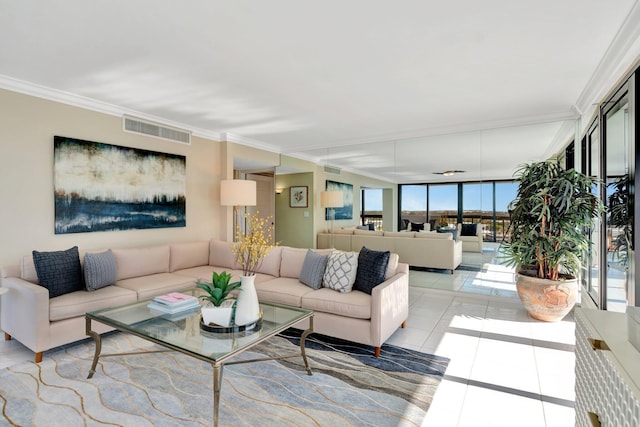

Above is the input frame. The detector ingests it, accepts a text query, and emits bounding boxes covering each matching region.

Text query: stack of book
[148,292,200,314]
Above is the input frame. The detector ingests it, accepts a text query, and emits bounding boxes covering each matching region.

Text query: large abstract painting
[54,136,186,234]
[325,180,353,220]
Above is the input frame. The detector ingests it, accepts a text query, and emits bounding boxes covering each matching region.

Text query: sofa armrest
[0,276,50,353]
[370,271,409,347]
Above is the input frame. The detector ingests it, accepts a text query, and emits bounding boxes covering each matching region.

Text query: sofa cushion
[280,247,333,279]
[32,246,83,298]
[410,222,425,232]
[254,277,315,307]
[301,288,371,319]
[255,246,282,277]
[209,239,239,270]
[353,247,390,295]
[170,241,210,272]
[299,250,329,290]
[383,231,414,238]
[385,253,399,279]
[461,223,478,236]
[331,228,355,235]
[353,229,384,236]
[116,273,195,300]
[49,285,137,322]
[112,245,170,280]
[84,249,117,291]
[415,232,452,240]
[323,250,358,293]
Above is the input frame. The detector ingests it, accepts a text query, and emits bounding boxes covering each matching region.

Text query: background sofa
[318,228,462,273]
[0,240,408,362]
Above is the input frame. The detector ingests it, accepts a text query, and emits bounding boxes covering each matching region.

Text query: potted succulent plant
[197,271,241,327]
[501,160,605,321]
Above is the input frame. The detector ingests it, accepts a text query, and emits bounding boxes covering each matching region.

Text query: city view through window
[359,182,518,242]
[399,181,518,242]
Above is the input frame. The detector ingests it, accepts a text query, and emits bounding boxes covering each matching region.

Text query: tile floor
[0,251,576,427]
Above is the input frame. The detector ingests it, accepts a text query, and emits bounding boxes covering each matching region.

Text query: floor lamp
[321,191,344,248]
[220,179,257,241]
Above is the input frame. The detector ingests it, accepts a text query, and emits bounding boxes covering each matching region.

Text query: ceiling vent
[324,165,341,175]
[123,116,191,145]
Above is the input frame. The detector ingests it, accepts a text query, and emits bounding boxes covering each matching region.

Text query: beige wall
[0,88,398,267]
[275,172,314,248]
[0,89,222,267]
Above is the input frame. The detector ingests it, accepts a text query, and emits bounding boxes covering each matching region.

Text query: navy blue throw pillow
[32,246,83,298]
[353,247,391,295]
[461,223,477,236]
[410,222,424,232]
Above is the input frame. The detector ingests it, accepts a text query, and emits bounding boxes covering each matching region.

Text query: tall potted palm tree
[501,160,605,321]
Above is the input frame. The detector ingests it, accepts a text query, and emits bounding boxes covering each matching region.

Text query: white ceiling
[1,1,639,183]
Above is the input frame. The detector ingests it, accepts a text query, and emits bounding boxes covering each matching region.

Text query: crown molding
[575,1,640,113]
[0,74,224,143]
[219,132,282,153]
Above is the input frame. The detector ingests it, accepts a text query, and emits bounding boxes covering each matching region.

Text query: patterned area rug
[0,330,449,426]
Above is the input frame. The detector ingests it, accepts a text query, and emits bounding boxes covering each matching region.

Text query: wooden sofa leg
[451,269,454,275]
[4,332,11,341]
[374,347,381,357]
[401,321,406,328]
[35,352,43,363]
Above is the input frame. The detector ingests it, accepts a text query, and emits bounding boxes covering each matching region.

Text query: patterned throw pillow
[323,250,358,292]
[32,246,83,298]
[299,250,329,289]
[353,247,391,295]
[84,249,117,291]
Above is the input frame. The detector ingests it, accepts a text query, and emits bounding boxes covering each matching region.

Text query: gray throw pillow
[299,250,329,289]
[353,247,390,295]
[84,249,117,291]
[32,246,83,298]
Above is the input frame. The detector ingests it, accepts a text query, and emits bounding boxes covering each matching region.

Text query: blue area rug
[0,329,449,426]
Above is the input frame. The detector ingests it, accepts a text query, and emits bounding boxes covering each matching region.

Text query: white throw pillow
[323,250,358,292]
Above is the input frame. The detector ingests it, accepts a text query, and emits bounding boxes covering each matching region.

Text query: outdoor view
[399,181,518,242]
[360,182,518,242]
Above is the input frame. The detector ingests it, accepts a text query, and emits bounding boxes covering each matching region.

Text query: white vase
[234,275,260,326]
[201,306,233,327]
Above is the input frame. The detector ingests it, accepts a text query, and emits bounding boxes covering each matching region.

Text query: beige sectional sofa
[318,228,462,274]
[0,240,408,362]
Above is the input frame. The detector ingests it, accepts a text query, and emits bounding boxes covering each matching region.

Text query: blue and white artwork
[325,180,353,220]
[54,136,186,234]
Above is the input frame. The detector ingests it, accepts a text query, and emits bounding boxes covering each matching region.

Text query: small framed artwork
[289,186,308,208]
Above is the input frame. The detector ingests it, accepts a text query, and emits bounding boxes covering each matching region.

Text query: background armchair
[456,223,484,252]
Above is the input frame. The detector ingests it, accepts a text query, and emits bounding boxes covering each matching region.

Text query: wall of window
[360,188,383,230]
[399,180,517,242]
[580,68,637,312]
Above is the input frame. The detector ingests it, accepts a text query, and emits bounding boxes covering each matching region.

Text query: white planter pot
[201,306,233,327]
[234,275,260,326]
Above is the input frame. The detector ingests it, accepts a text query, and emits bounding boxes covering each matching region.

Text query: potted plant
[231,211,277,325]
[197,271,241,327]
[501,160,605,321]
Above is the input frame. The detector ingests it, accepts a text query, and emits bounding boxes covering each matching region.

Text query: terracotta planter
[515,272,578,322]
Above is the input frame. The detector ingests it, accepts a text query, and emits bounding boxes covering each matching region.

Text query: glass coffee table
[85,288,314,427]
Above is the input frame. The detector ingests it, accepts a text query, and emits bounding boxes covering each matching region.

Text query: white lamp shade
[220,179,257,206]
[320,191,344,208]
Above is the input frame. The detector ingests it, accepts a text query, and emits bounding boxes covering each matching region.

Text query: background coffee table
[85,288,313,426]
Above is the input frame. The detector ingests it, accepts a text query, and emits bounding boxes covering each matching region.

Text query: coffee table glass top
[86,288,312,363]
